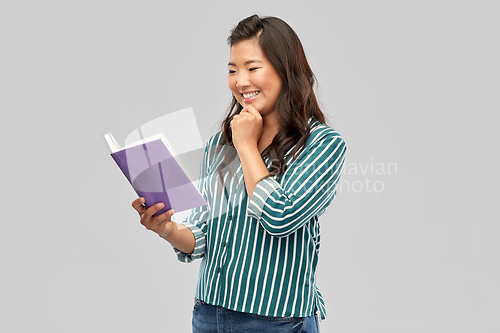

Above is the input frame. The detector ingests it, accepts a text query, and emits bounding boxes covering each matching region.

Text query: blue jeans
[192,299,320,333]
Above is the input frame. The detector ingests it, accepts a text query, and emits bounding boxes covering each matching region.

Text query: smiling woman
[131,14,347,333]
[227,39,282,119]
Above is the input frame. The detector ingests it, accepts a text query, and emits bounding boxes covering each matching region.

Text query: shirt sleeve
[172,139,212,263]
[247,131,346,238]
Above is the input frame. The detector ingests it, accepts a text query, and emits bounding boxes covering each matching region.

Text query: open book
[103,132,207,216]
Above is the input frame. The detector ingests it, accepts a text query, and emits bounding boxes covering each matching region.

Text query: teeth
[243,91,259,99]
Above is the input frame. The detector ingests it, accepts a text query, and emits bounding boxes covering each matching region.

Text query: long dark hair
[216,14,327,187]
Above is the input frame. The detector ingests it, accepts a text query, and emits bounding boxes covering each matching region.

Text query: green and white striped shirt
[173,118,346,321]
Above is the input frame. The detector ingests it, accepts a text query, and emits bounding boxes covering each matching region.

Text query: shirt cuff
[172,223,206,263]
[247,176,281,221]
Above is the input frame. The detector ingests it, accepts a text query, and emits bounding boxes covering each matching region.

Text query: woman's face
[228,39,282,117]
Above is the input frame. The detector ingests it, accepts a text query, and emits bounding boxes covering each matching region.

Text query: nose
[235,71,250,88]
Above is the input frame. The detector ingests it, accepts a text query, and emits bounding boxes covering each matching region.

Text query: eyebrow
[228,60,263,66]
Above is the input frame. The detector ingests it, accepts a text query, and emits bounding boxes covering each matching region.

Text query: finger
[150,208,175,228]
[240,106,251,114]
[244,105,262,119]
[132,197,147,214]
[142,202,165,222]
[234,112,248,122]
[230,116,240,128]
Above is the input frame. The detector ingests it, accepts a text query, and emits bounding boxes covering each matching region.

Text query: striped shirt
[173,118,347,321]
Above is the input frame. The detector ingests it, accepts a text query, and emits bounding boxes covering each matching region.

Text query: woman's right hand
[131,197,176,238]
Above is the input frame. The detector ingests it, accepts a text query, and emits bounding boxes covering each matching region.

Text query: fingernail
[158,203,164,208]
[170,209,175,215]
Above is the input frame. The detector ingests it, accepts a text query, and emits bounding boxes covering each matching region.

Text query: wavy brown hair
[216,14,327,186]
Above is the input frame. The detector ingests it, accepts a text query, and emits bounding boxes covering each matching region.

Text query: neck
[257,112,279,154]
[261,112,280,138]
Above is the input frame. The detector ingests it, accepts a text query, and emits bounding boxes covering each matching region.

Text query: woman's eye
[249,67,259,71]
[228,70,236,74]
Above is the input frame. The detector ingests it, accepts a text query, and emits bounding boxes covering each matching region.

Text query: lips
[241,91,260,103]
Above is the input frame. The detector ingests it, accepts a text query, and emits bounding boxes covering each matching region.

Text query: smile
[241,91,260,103]
[242,91,260,99]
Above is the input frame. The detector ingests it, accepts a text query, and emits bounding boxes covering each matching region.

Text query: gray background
[1,1,499,332]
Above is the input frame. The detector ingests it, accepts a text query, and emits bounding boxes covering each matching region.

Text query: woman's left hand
[230,105,263,152]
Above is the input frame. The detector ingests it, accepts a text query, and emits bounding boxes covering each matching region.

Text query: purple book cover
[109,137,207,216]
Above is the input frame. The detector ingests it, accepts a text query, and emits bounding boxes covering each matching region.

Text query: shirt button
[222,242,226,247]
[228,216,232,221]
[217,268,221,273]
